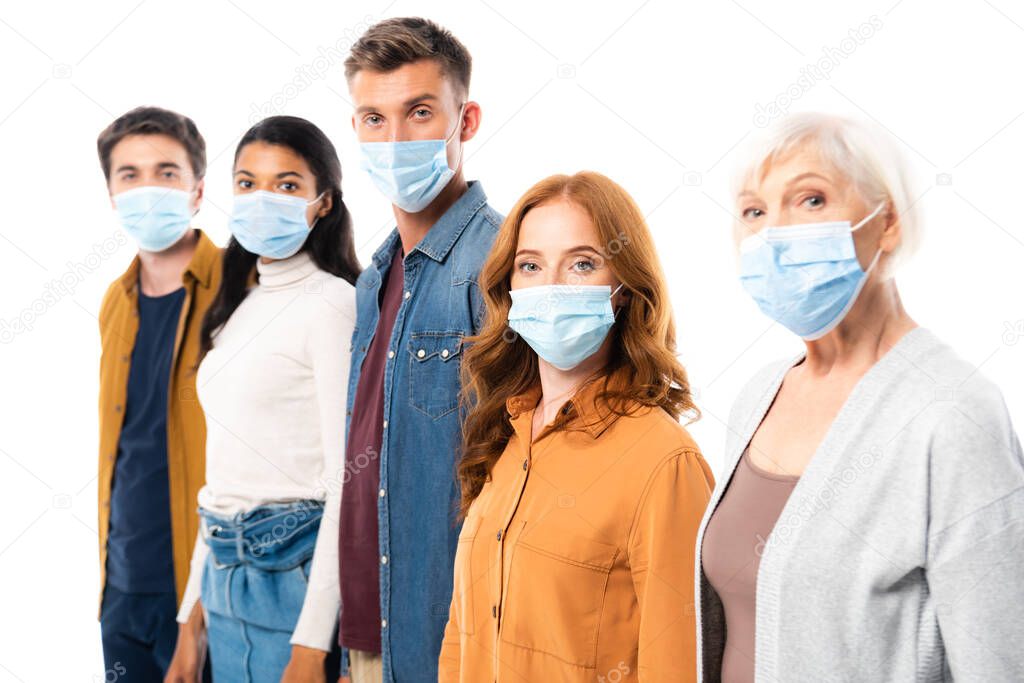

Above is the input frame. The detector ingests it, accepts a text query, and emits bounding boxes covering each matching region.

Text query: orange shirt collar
[118,229,219,293]
[506,365,634,440]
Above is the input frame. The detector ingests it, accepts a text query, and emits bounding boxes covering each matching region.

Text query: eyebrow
[115,162,181,174]
[233,170,305,179]
[786,172,831,186]
[514,245,601,258]
[355,93,439,115]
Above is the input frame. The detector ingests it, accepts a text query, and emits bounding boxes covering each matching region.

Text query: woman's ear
[319,190,334,218]
[878,200,902,254]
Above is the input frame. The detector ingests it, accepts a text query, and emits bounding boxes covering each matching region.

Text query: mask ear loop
[851,201,888,275]
[306,191,328,230]
[444,103,467,172]
[851,201,886,232]
[610,282,625,319]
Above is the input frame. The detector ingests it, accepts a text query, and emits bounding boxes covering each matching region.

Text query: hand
[280,644,327,683]
[164,603,207,683]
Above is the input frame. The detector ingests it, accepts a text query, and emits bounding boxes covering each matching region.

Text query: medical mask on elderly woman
[738,202,885,340]
[508,283,624,370]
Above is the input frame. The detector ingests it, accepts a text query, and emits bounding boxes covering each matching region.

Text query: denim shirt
[346,180,502,682]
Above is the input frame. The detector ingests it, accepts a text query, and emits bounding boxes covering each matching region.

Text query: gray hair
[731,112,922,271]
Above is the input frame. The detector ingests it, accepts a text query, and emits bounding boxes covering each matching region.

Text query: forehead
[518,199,599,249]
[741,145,843,196]
[234,141,312,174]
[349,59,455,108]
[109,133,189,167]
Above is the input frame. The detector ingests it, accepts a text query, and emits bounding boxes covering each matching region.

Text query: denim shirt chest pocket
[407,331,464,419]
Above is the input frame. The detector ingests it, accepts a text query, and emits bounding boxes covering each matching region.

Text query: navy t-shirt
[105,285,185,594]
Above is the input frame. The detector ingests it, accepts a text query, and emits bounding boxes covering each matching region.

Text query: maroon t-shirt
[338,247,404,652]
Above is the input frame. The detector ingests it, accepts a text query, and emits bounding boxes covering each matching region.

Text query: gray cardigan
[695,327,1024,682]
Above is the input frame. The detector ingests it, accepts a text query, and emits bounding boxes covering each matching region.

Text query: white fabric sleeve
[176,528,208,623]
[290,279,356,651]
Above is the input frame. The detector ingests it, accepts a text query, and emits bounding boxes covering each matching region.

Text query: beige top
[700,448,799,683]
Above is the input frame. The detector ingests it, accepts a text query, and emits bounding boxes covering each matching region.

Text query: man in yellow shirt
[95,106,221,680]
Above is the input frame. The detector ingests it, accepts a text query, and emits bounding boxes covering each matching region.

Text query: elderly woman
[696,112,1024,682]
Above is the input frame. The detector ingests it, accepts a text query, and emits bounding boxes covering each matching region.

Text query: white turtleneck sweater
[176,251,356,651]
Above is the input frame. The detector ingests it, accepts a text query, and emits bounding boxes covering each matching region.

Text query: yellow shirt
[439,369,714,682]
[97,230,221,611]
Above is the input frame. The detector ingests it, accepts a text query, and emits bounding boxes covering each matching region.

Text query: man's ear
[460,101,482,144]
[192,178,205,214]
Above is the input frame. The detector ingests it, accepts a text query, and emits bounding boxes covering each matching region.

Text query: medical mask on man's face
[228,190,324,259]
[113,186,195,252]
[738,202,886,340]
[507,283,624,371]
[358,104,465,213]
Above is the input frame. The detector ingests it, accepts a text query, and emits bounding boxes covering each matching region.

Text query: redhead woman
[696,112,1024,681]
[438,171,714,682]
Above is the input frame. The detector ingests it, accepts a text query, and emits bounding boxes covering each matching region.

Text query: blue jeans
[199,501,329,683]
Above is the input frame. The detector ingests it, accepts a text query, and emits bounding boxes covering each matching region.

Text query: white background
[1,1,1022,679]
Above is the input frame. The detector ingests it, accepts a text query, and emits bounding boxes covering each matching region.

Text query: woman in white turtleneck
[166,117,361,683]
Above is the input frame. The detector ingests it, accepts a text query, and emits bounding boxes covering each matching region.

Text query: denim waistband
[200,500,323,571]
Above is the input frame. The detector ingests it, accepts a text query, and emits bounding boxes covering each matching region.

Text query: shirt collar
[370,180,489,269]
[506,365,634,441]
[118,229,219,293]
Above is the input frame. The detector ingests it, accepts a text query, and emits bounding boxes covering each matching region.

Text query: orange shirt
[97,230,221,611]
[439,369,714,682]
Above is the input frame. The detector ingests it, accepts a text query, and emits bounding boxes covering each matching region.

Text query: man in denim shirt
[338,17,503,683]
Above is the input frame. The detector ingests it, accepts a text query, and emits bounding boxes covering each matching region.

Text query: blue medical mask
[113,186,194,252]
[738,202,885,340]
[229,190,324,259]
[358,104,465,213]
[507,283,624,371]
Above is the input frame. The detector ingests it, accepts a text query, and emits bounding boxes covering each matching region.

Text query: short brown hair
[97,106,206,182]
[345,17,472,98]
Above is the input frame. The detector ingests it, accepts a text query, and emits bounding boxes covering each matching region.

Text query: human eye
[516,261,539,274]
[800,193,826,210]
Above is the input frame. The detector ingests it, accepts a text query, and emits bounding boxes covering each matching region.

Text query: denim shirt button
[383,420,388,429]
[379,488,386,497]
[403,291,411,299]
[441,349,450,359]
[388,350,395,359]
[382,619,388,628]
[416,349,426,358]
[381,554,388,564]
